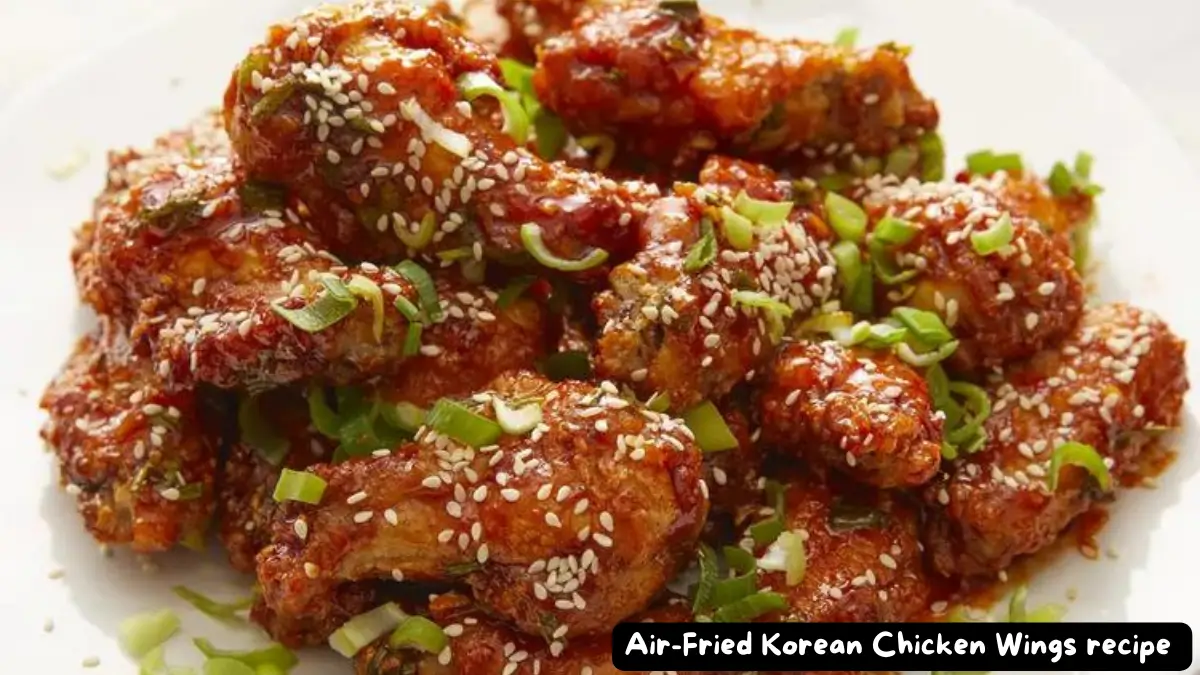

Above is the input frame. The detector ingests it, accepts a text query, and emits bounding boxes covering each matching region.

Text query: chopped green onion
[873,216,919,246]
[271,280,356,332]
[320,274,354,301]
[498,59,535,97]
[238,395,289,466]
[711,572,757,607]
[692,544,718,613]
[540,350,592,381]
[239,181,287,212]
[329,603,408,658]
[733,191,793,228]
[645,391,671,413]
[388,616,448,653]
[458,72,530,144]
[834,26,859,48]
[712,591,786,622]
[940,441,959,461]
[824,193,868,243]
[895,339,958,367]
[380,402,426,433]
[403,322,423,356]
[172,586,253,621]
[194,639,297,673]
[1048,162,1074,197]
[682,401,739,452]
[884,145,919,177]
[493,398,543,435]
[965,149,1024,175]
[202,659,253,675]
[831,320,872,347]
[1074,151,1094,180]
[816,172,853,192]
[918,133,946,182]
[393,295,421,322]
[346,275,385,342]
[120,609,181,658]
[945,382,991,446]
[398,211,436,250]
[892,307,953,347]
[1027,603,1068,622]
[1008,585,1029,621]
[139,645,195,675]
[683,220,718,272]
[520,223,609,271]
[831,240,865,304]
[497,275,536,309]
[577,135,617,171]
[307,386,341,438]
[251,79,297,121]
[778,531,806,586]
[534,112,569,160]
[1047,441,1112,492]
[749,517,784,547]
[272,469,327,505]
[730,290,794,318]
[970,213,1014,255]
[393,261,442,322]
[861,322,908,348]
[797,310,854,336]
[724,546,756,575]
[427,399,503,448]
[1048,154,1104,197]
[720,206,755,250]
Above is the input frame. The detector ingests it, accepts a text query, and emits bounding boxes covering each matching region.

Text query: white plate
[0,0,1195,673]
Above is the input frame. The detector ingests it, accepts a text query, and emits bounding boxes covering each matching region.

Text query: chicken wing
[530,0,939,176]
[254,372,707,645]
[224,0,660,268]
[760,339,942,488]
[40,319,218,552]
[857,174,1085,373]
[593,177,836,409]
[922,303,1187,577]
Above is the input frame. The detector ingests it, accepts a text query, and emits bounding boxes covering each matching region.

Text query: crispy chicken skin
[744,470,930,622]
[40,320,217,553]
[760,340,942,488]
[224,0,660,268]
[922,303,1187,577]
[354,593,704,675]
[858,174,1085,373]
[593,183,836,409]
[255,372,707,645]
[531,0,939,175]
[495,0,591,58]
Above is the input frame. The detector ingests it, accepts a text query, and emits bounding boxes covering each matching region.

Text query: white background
[1,0,1198,164]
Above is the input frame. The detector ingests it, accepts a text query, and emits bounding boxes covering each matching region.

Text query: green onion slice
[833,26,859,48]
[393,295,421,322]
[870,243,920,285]
[692,544,719,613]
[831,320,872,347]
[120,609,181,658]
[891,306,954,347]
[1048,162,1074,197]
[271,281,356,333]
[945,382,991,446]
[831,240,864,301]
[393,261,442,322]
[307,385,341,438]
[873,216,919,246]
[347,275,385,343]
[493,398,543,435]
[824,192,868,243]
[711,573,757,607]
[780,531,807,586]
[388,616,448,653]
[965,149,1024,175]
[1047,441,1112,492]
[733,191,793,228]
[861,322,908,348]
[380,402,427,433]
[720,206,755,250]
[427,399,503,448]
[139,645,195,675]
[749,517,784,548]
[730,290,794,318]
[194,639,297,673]
[645,391,671,413]
[724,546,756,575]
[540,350,592,381]
[918,133,946,182]
[520,223,609,272]
[712,591,786,622]
[895,339,958,367]
[683,220,718,272]
[202,659,253,675]
[682,401,739,453]
[797,310,854,336]
[402,322,423,357]
[884,145,920,177]
[329,603,408,658]
[398,212,436,250]
[458,72,530,144]
[238,395,289,466]
[272,469,327,505]
[970,213,1014,255]
[172,586,253,621]
[577,135,616,171]
[497,275,537,309]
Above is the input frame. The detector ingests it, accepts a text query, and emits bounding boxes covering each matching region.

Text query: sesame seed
[545,513,562,528]
[294,520,309,540]
[353,511,373,524]
[304,562,320,578]
[82,657,100,668]
[879,553,898,569]
[446,502,463,518]
[347,491,368,505]
[599,511,614,532]
[501,488,520,502]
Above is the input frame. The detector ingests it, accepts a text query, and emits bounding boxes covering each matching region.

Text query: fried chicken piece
[963,168,1097,261]
[760,340,942,488]
[740,470,930,622]
[531,0,939,175]
[593,183,836,410]
[224,0,660,268]
[353,593,703,675]
[704,404,764,531]
[254,373,707,645]
[857,175,1085,374]
[40,320,218,553]
[496,0,591,59]
[922,303,1187,578]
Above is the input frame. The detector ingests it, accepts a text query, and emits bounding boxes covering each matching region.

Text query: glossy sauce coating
[922,303,1187,577]
[760,340,942,488]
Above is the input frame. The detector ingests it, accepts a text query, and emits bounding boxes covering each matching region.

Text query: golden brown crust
[255,373,707,645]
[760,340,942,488]
[532,0,939,175]
[922,303,1188,577]
[858,174,1085,373]
[40,320,218,552]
